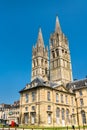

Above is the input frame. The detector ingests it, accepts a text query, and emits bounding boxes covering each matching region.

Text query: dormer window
[85,82,87,86]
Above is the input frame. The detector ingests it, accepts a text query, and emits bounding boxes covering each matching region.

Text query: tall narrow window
[65,95,68,104]
[56,49,59,57]
[79,90,83,96]
[47,91,50,101]
[80,98,84,106]
[81,110,86,124]
[56,93,59,102]
[62,108,65,120]
[48,114,51,124]
[31,113,36,124]
[24,113,29,124]
[61,94,63,103]
[71,97,73,105]
[56,108,60,118]
[66,109,69,121]
[45,68,47,75]
[52,51,55,58]
[25,94,29,103]
[41,59,43,66]
[56,108,60,124]
[32,91,36,102]
[25,107,28,111]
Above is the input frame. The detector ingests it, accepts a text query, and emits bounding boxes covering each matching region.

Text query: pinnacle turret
[55,16,61,33]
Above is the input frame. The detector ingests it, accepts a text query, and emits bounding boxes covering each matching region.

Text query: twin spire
[55,16,61,33]
[36,16,61,47]
[37,28,44,48]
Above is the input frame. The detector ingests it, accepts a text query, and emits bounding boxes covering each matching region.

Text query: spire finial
[37,27,44,47]
[55,16,61,33]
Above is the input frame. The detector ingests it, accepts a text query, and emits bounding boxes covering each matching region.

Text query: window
[32,106,35,110]
[32,91,36,102]
[31,113,36,124]
[61,94,63,103]
[62,108,65,120]
[56,49,59,57]
[25,107,28,111]
[66,109,69,121]
[56,108,60,124]
[52,51,55,58]
[45,68,47,75]
[81,110,86,124]
[48,105,51,111]
[65,95,68,104]
[79,90,83,96]
[56,93,59,102]
[80,98,84,106]
[41,59,43,66]
[56,108,60,118]
[48,114,51,124]
[25,94,29,103]
[37,59,38,66]
[71,97,73,105]
[24,113,29,124]
[62,49,64,53]
[47,91,50,101]
[72,109,74,114]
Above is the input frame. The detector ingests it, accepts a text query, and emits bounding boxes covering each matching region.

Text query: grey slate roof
[19,77,60,93]
[66,78,87,91]
[19,77,58,93]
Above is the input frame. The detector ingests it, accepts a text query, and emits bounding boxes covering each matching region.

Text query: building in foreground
[0,101,20,125]
[19,16,87,126]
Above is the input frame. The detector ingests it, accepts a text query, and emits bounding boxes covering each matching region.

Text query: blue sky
[0,0,87,104]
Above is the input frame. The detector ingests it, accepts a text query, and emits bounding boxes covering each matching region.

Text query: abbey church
[19,16,87,126]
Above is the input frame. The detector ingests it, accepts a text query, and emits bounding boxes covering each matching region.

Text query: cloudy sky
[0,0,87,104]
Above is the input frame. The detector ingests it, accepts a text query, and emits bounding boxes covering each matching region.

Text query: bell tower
[49,16,73,84]
[31,28,48,81]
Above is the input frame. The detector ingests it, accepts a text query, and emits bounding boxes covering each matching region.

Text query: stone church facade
[19,16,87,127]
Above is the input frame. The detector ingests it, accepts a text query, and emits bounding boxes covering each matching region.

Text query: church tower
[31,28,48,81]
[49,16,73,84]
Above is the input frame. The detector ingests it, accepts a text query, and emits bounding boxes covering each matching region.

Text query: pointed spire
[37,28,44,47]
[55,16,61,33]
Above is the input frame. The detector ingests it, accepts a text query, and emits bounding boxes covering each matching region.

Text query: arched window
[62,108,65,120]
[66,109,69,121]
[81,110,86,124]
[56,108,60,118]
[52,51,55,58]
[41,59,43,66]
[56,49,59,57]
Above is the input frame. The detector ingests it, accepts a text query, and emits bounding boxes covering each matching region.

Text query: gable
[54,85,69,93]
